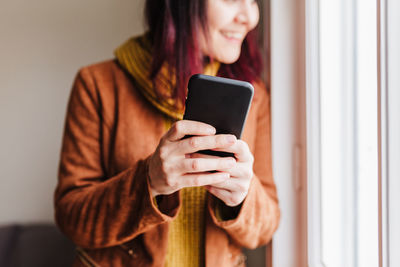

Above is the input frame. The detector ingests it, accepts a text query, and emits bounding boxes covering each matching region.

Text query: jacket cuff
[213,197,243,222]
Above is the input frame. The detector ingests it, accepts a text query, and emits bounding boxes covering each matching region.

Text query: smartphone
[183,74,254,157]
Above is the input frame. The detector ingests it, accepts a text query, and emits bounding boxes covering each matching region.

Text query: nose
[235,0,254,25]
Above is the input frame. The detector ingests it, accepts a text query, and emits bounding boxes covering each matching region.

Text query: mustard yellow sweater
[165,187,207,267]
[115,34,221,267]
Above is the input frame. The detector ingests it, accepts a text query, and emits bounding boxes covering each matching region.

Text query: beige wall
[0,0,145,224]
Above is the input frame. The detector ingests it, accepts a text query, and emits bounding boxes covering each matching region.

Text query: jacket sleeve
[207,86,281,249]
[54,68,180,249]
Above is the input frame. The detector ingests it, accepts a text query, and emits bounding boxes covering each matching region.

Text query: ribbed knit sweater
[114,34,220,267]
[162,186,207,267]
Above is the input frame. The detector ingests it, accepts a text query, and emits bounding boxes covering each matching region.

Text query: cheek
[204,14,237,61]
[203,1,260,63]
[207,5,232,33]
[249,6,260,30]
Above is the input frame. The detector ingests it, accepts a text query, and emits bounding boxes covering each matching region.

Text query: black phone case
[183,74,254,157]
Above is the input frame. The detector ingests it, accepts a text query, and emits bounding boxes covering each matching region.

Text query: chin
[216,51,241,64]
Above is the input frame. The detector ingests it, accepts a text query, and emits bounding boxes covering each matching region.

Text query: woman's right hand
[148,120,238,197]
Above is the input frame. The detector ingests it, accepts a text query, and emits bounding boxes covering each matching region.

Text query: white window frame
[307,0,380,266]
[378,0,400,266]
[270,0,400,265]
[305,0,323,265]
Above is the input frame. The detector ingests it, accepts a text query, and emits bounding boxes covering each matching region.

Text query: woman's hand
[203,140,254,207]
[148,120,238,197]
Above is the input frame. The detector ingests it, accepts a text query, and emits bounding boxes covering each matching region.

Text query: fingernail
[226,135,236,143]
[208,127,216,134]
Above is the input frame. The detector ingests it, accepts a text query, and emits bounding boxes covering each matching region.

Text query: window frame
[378,0,400,266]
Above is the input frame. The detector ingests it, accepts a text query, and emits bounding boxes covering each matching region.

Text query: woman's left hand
[192,139,254,207]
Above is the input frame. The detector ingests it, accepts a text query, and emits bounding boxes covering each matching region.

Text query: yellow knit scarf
[114,33,220,120]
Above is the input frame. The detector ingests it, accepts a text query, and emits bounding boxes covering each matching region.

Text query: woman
[54,0,280,266]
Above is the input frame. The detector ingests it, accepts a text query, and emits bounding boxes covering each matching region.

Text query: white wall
[0,0,145,224]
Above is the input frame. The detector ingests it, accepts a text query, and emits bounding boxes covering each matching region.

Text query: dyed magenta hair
[145,0,263,105]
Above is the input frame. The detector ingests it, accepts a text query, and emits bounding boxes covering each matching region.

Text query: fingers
[211,140,253,162]
[177,134,237,154]
[223,163,254,179]
[207,178,249,193]
[183,153,250,178]
[205,186,245,207]
[165,120,216,142]
[179,157,236,173]
[180,172,230,188]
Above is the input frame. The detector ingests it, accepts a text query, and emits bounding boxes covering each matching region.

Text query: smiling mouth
[220,31,244,42]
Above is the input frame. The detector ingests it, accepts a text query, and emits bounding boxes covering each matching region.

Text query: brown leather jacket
[54,60,280,267]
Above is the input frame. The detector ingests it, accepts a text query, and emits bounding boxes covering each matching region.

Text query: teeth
[221,31,242,39]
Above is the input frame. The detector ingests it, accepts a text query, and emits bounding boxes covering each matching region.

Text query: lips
[220,30,244,42]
